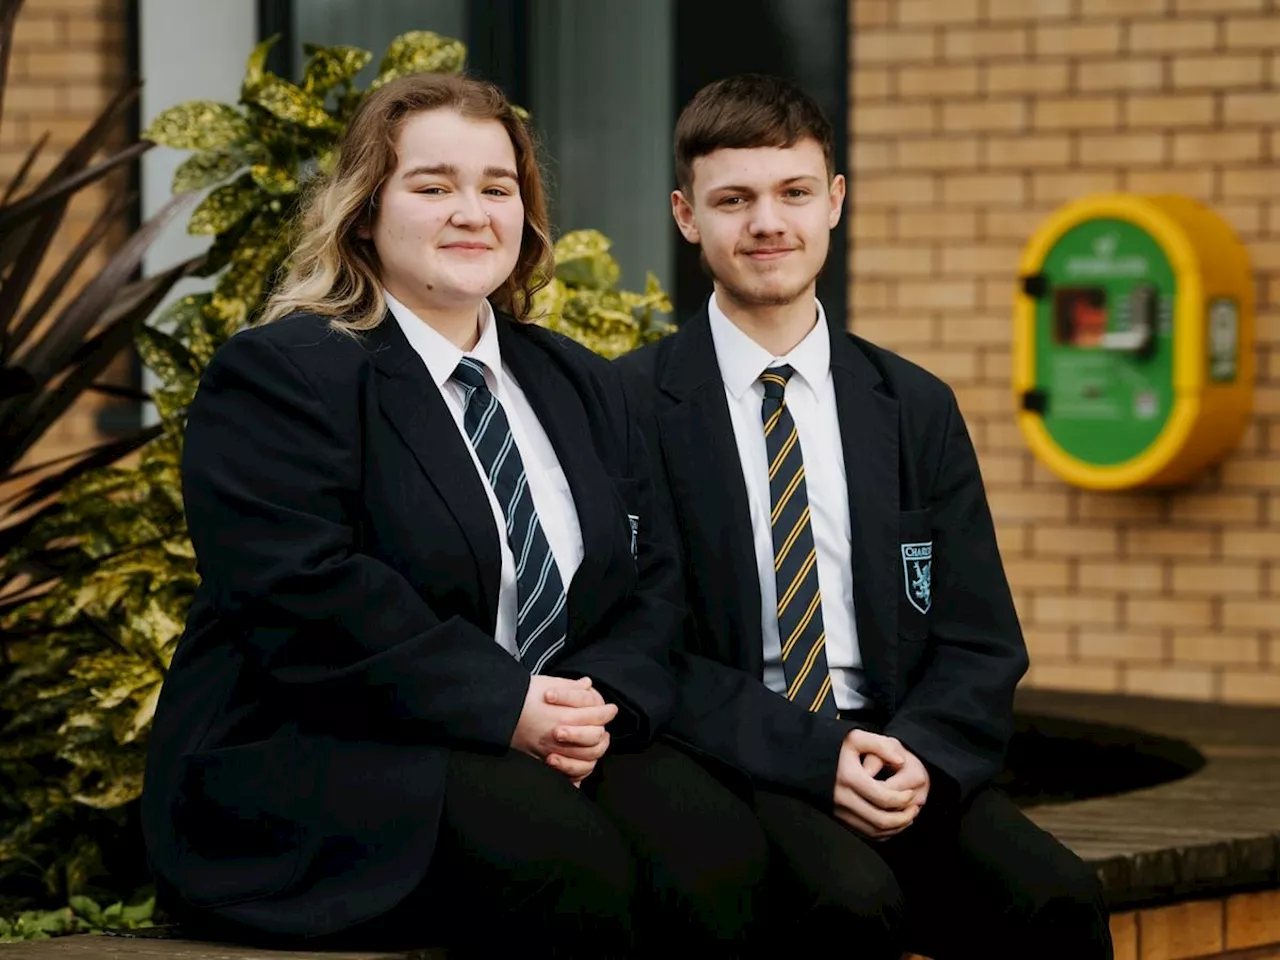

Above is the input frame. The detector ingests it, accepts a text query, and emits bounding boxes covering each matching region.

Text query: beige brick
[1221,670,1280,705]
[1125,527,1216,559]
[1033,23,1123,57]
[1034,593,1121,627]
[1223,167,1280,201]
[2,82,60,112]
[853,104,936,137]
[1111,911,1138,960]
[1170,493,1261,524]
[943,26,1029,60]
[853,0,892,26]
[1130,20,1218,54]
[938,314,1014,345]
[852,141,894,172]
[852,315,936,346]
[896,209,979,240]
[941,173,1026,206]
[1032,523,1121,557]
[896,136,980,170]
[987,488,1071,522]
[1032,171,1123,204]
[1081,0,1168,11]
[1124,168,1216,200]
[852,68,892,100]
[1077,133,1167,166]
[1174,130,1265,165]
[1172,562,1263,595]
[1173,54,1266,90]
[1075,59,1165,93]
[852,245,936,277]
[12,13,62,45]
[1034,98,1121,131]
[1024,661,1122,693]
[1124,666,1217,702]
[987,0,1073,19]
[1077,629,1165,662]
[985,208,1058,240]
[1077,493,1168,523]
[1173,634,1263,666]
[854,30,939,64]
[982,134,1072,169]
[1025,626,1072,660]
[904,348,979,382]
[897,0,981,24]
[1223,599,1280,630]
[1222,529,1280,559]
[850,211,893,241]
[1078,561,1164,593]
[941,100,1027,133]
[941,245,1023,276]
[1128,596,1216,629]
[1175,0,1265,9]
[1007,559,1072,591]
[952,385,1014,417]
[1224,92,1280,124]
[977,346,1013,383]
[898,65,981,98]
[24,49,108,80]
[1224,16,1280,50]
[850,282,893,312]
[986,62,1070,95]
[852,174,937,207]
[977,450,1028,487]
[1125,93,1217,127]
[898,281,979,310]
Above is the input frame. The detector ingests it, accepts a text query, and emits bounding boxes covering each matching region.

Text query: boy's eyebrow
[707,174,824,193]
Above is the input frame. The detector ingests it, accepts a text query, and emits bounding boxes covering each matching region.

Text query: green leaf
[249,160,299,196]
[143,102,250,151]
[118,896,155,925]
[302,44,372,97]
[171,147,249,193]
[554,230,621,290]
[100,902,123,925]
[372,31,467,89]
[248,76,339,132]
[187,175,262,236]
[243,35,279,93]
[135,325,199,389]
[68,895,102,926]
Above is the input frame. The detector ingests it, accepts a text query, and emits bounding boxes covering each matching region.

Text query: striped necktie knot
[759,364,795,401]
[452,356,489,393]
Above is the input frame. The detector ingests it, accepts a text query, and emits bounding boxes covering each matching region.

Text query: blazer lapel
[498,320,618,644]
[364,317,502,628]
[830,330,901,711]
[658,309,766,677]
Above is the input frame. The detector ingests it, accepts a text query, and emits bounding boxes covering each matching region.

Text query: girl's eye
[417,186,447,195]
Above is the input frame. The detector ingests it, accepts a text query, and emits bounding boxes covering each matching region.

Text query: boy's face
[672,137,845,311]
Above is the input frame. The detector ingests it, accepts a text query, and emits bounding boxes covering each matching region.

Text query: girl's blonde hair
[260,73,553,331]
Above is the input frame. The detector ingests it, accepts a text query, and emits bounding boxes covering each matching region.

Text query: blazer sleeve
[182,330,531,750]
[552,376,680,744]
[883,390,1029,802]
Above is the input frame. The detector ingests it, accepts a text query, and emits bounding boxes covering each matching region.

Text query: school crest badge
[901,541,933,615]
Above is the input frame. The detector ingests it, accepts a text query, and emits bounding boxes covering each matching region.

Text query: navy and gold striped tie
[760,365,835,716]
[453,357,567,675]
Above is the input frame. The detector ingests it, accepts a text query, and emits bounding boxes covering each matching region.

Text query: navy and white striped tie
[452,357,568,674]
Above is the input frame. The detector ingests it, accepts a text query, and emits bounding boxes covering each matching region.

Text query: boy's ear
[671,189,701,244]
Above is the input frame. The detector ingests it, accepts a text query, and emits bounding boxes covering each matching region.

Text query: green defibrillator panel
[1014,195,1253,490]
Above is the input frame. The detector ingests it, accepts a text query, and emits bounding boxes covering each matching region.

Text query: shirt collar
[384,291,501,389]
[706,291,831,400]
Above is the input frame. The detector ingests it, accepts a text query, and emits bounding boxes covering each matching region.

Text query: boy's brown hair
[674,73,836,195]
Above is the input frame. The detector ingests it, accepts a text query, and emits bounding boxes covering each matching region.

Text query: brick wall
[1,0,130,469]
[849,0,1280,705]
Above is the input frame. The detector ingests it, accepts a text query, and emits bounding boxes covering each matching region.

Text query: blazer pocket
[171,735,315,907]
[897,508,934,641]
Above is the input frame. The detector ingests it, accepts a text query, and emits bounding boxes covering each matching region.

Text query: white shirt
[385,292,584,659]
[707,293,869,710]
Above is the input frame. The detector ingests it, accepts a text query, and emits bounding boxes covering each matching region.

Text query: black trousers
[751,785,1113,960]
[342,740,768,957]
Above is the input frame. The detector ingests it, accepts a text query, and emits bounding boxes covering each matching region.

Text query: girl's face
[371,108,525,312]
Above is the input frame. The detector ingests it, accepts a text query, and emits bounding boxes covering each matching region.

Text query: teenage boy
[618,74,1112,959]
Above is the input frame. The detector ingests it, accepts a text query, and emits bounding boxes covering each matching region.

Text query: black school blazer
[616,306,1028,809]
[141,310,681,938]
